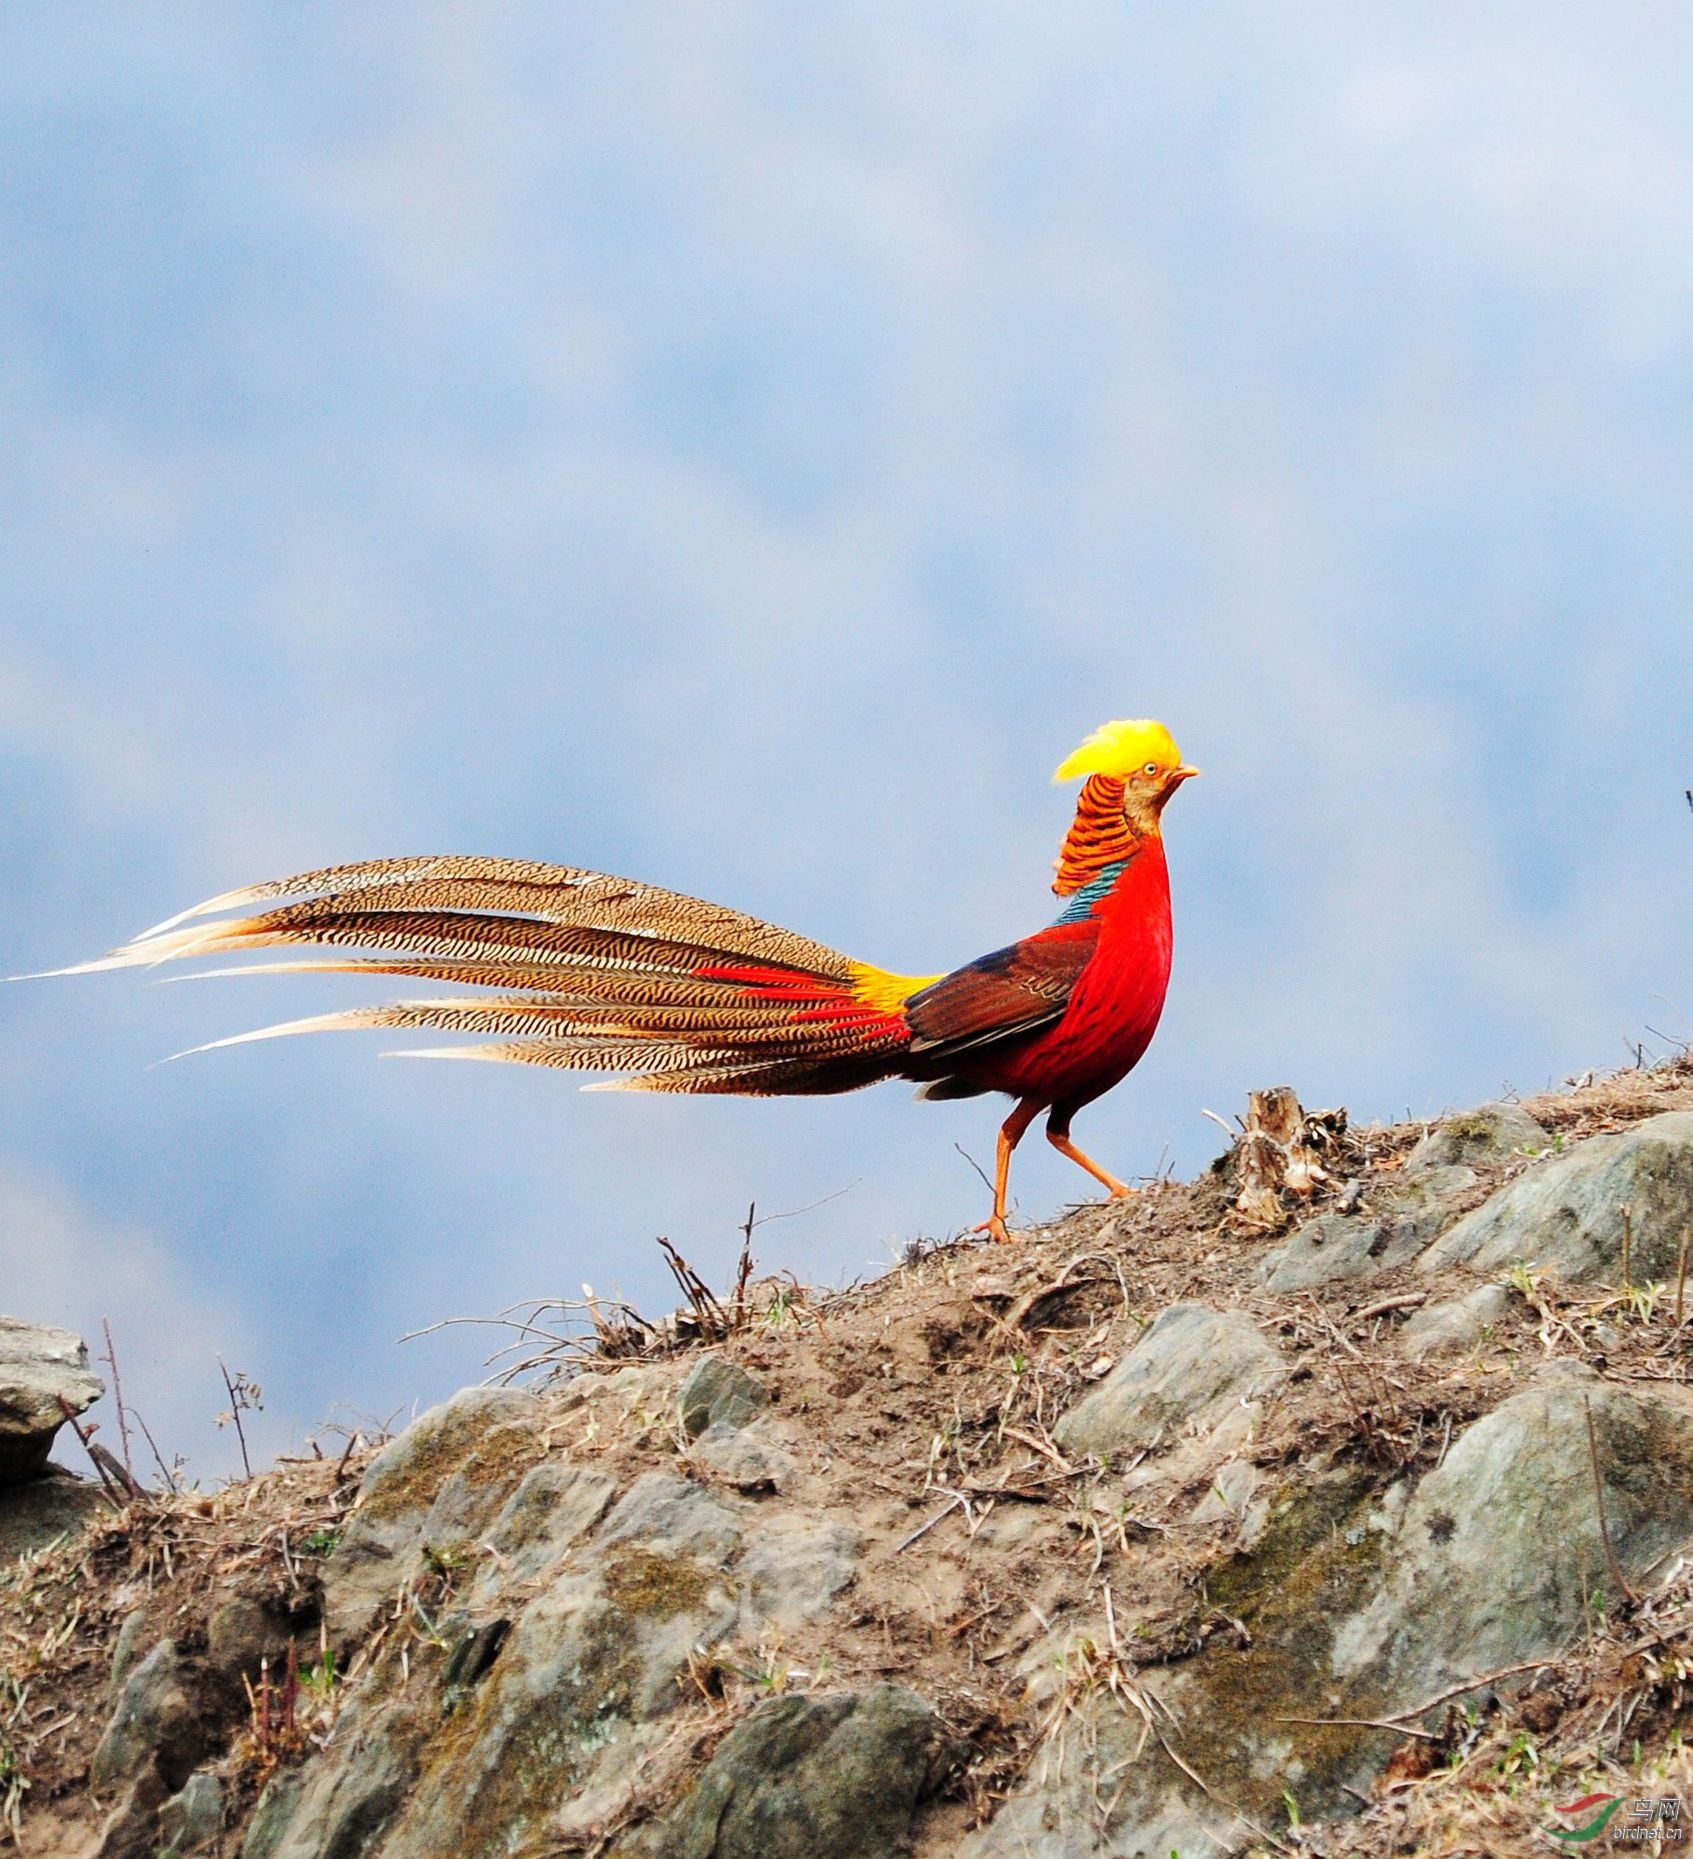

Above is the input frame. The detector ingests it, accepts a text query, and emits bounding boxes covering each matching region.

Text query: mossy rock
[1054,1303,1285,1460]
[323,1387,544,1646]
[678,1358,768,1439]
[1404,1101,1548,1173]
[647,1685,941,1859]
[1420,1111,1693,1283]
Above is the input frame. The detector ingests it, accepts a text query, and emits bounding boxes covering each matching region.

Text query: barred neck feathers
[1052,774,1153,897]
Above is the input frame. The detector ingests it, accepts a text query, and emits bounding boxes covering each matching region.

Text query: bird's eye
[1142,762,1159,776]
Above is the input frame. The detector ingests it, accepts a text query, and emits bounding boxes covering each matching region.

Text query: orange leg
[1046,1114,1135,1202]
[973,1096,1042,1243]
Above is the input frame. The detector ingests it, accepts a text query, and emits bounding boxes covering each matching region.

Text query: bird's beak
[1171,764,1200,784]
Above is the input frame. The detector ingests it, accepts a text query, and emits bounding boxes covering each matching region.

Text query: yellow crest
[1052,718,1183,784]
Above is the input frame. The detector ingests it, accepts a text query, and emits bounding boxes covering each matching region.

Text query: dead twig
[1355,1291,1429,1322]
[897,1493,965,1553]
[1274,1712,1439,1741]
[732,1203,758,1327]
[1375,1659,1564,1726]
[656,1237,730,1344]
[1003,1260,1110,1334]
[217,1357,258,1480]
[133,1407,180,1494]
[99,1316,134,1478]
[1584,1393,1641,1607]
[999,1426,1079,1478]
[1200,1107,1241,1144]
[89,1440,144,1499]
[954,1143,995,1198]
[53,1392,138,1506]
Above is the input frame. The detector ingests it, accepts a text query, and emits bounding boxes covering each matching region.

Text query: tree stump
[1234,1087,1344,1230]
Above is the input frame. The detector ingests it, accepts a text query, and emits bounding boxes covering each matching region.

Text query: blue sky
[4,5,1691,1477]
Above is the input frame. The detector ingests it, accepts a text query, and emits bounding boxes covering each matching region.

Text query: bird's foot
[1105,1181,1137,1202]
[973,1214,1014,1244]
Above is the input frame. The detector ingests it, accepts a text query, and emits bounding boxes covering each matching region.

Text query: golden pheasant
[55,718,1196,1241]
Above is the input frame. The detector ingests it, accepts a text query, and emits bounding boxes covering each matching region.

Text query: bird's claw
[974,1215,1014,1244]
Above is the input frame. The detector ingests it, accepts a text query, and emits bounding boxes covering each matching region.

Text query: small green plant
[1497,1729,1538,1777]
[1506,1259,1537,1297]
[298,1646,338,1699]
[0,1668,28,1840]
[1623,1281,1665,1324]
[422,1541,475,1579]
[300,1528,340,1557]
[0,1740,28,1842]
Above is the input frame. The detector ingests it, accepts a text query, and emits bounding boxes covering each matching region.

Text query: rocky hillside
[6,1060,1693,1859]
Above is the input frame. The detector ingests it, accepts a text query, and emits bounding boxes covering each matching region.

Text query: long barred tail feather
[128,856,857,976]
[68,856,931,1097]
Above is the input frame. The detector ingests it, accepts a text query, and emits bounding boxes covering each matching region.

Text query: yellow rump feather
[1052,718,1183,784]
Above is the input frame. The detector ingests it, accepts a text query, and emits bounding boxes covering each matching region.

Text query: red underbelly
[956,891,1173,1106]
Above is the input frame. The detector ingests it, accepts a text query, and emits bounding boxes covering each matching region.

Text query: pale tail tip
[7,953,136,981]
[155,1013,358,1063]
[383,1045,495,1063]
[132,885,268,942]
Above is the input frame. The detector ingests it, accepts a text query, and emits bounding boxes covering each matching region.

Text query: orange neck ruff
[1053,775,1151,896]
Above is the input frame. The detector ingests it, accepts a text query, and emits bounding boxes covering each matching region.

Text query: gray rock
[1262,1165,1477,1292]
[372,1472,743,1859]
[323,1386,542,1645]
[259,1694,420,1859]
[1399,1284,1512,1360]
[90,1770,171,1859]
[966,1469,1392,1857]
[1335,1371,1693,1701]
[648,1685,939,1859]
[471,1458,618,1593]
[0,1315,104,1484]
[1190,1457,1263,1530]
[91,1639,199,1795]
[691,1420,794,1493]
[207,1593,291,1685]
[1404,1101,1550,1174]
[240,1771,307,1859]
[975,1375,1693,1854]
[159,1770,224,1854]
[598,1469,743,1561]
[1054,1304,1286,1461]
[440,1615,510,1698]
[678,1357,768,1439]
[110,1608,151,1688]
[1263,1210,1431,1291]
[556,1362,666,1415]
[1392,1161,1483,1210]
[0,1466,104,1563]
[955,1719,1239,1859]
[1419,1111,1693,1284]
[736,1513,860,1631]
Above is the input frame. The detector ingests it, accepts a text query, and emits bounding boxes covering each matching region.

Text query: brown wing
[901,923,1097,1069]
